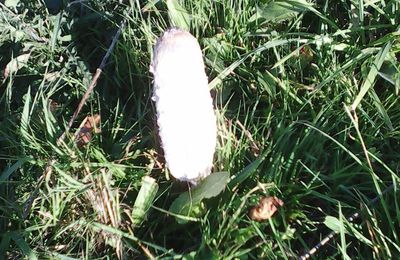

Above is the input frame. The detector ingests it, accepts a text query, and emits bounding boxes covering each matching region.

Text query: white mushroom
[151,28,217,184]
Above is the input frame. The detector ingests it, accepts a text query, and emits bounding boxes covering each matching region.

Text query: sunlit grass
[1,0,399,258]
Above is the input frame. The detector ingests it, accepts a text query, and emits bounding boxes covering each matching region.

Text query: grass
[1,0,400,258]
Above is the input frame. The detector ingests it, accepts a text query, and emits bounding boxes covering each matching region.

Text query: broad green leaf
[254,0,312,23]
[324,214,373,247]
[169,172,229,222]
[132,176,159,227]
[324,216,345,233]
[378,60,400,95]
[166,0,190,31]
[252,0,338,29]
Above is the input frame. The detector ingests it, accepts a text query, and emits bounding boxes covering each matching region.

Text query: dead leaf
[3,53,31,79]
[249,196,284,221]
[48,99,59,113]
[44,72,60,82]
[75,114,101,146]
[5,0,19,8]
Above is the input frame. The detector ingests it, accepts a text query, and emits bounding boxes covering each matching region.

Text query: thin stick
[298,184,395,259]
[235,119,260,156]
[139,243,156,259]
[57,18,126,145]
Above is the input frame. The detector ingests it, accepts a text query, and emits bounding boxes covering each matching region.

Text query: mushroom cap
[151,28,217,184]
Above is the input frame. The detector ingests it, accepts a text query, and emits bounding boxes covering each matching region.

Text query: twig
[139,243,155,259]
[299,183,395,259]
[235,119,260,156]
[57,18,126,145]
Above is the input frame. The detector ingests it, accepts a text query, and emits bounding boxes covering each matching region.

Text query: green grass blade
[351,41,393,110]
[11,233,38,260]
[0,157,31,182]
[209,38,305,90]
[166,0,190,30]
[0,232,11,259]
[228,150,269,189]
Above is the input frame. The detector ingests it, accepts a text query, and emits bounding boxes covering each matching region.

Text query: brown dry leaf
[3,53,31,79]
[48,99,59,113]
[249,196,284,222]
[75,114,101,146]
